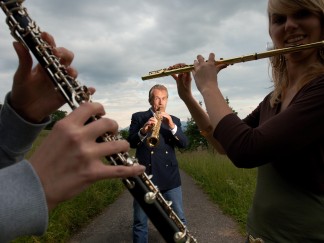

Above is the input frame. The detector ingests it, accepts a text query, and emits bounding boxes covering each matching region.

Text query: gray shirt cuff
[0,160,48,242]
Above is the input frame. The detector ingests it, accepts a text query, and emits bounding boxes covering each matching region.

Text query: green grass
[13,131,256,241]
[25,130,50,158]
[178,150,256,234]
[12,131,125,243]
[12,179,124,243]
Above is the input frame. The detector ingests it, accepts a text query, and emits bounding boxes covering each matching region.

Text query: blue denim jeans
[132,186,187,243]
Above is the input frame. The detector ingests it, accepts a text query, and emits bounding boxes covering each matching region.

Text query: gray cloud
[0,0,273,128]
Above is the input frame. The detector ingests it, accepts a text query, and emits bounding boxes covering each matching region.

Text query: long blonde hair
[268,0,324,107]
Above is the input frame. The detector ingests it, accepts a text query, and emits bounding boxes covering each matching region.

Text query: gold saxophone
[147,110,162,147]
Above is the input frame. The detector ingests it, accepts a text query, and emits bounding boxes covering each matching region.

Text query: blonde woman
[173,0,324,242]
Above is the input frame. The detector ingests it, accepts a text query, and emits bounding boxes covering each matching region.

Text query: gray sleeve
[0,93,50,241]
[0,93,49,169]
[0,160,48,242]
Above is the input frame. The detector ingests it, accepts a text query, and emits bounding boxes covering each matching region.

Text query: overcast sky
[0,0,273,129]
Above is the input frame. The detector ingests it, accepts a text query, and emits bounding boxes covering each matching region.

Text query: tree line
[40,97,236,152]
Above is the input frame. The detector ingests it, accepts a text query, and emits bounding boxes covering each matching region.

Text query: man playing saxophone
[127,84,189,243]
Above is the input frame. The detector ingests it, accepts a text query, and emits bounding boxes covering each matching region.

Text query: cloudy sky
[0,0,274,129]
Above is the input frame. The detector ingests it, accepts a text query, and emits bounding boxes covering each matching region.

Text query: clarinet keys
[144,191,157,204]
[124,179,135,189]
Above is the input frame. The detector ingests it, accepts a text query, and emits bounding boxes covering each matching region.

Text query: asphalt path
[69,170,245,243]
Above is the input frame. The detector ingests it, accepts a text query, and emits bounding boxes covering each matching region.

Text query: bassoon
[0,1,197,242]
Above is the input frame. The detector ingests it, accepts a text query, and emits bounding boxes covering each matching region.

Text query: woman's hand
[170,63,193,101]
[193,53,227,95]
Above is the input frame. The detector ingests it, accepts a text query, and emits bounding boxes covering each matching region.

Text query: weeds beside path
[69,170,245,243]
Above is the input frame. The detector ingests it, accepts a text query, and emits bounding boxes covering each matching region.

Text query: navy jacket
[127,109,189,191]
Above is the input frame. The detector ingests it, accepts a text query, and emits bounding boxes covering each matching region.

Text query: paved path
[69,170,245,243]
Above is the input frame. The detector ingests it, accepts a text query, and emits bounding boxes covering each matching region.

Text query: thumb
[171,74,178,81]
[215,63,228,74]
[13,41,33,82]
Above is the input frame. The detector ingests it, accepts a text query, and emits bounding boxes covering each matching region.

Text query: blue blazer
[127,109,189,191]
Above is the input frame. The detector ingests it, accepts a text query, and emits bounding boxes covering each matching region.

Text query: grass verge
[178,150,256,234]
[13,130,256,241]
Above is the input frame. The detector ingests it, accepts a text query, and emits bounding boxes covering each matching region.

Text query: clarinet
[0,1,197,242]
